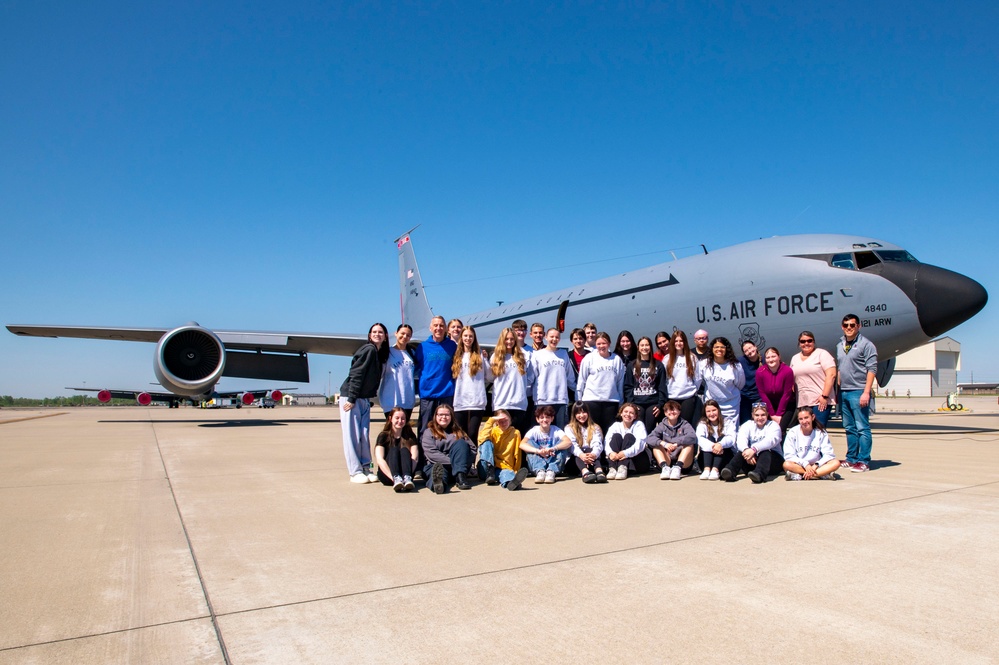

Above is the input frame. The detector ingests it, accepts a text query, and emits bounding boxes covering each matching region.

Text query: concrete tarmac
[1,398,997,664]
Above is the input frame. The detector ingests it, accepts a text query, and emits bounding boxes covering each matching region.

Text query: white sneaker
[786,472,803,481]
[349,474,369,484]
[366,472,379,483]
[708,468,720,481]
[699,469,711,480]
[670,465,682,480]
[535,470,546,484]
[660,465,672,480]
[605,467,618,480]
[615,466,628,480]
[545,470,556,484]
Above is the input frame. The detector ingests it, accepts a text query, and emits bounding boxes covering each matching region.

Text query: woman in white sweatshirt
[782,407,841,480]
[721,402,783,484]
[577,331,625,438]
[490,327,532,435]
[452,326,491,443]
[604,402,648,480]
[701,336,746,431]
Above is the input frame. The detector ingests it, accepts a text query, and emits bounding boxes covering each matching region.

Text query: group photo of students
[337,312,873,493]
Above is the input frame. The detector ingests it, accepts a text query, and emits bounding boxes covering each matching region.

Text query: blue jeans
[840,390,872,464]
[477,441,517,486]
[526,449,568,474]
[811,404,831,428]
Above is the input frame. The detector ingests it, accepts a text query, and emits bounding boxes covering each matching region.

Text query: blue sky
[2,1,996,398]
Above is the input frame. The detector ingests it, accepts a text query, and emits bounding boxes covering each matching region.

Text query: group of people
[338,312,877,491]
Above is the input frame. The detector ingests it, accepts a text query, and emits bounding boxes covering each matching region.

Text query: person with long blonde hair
[452,326,491,441]
[490,327,532,435]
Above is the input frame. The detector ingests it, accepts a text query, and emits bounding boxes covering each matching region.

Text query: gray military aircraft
[6,230,988,397]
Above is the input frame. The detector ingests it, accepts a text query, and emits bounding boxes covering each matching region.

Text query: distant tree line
[0,395,140,407]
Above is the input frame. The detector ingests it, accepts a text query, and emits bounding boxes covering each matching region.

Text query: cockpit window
[874,249,918,263]
[855,251,881,270]
[831,253,855,270]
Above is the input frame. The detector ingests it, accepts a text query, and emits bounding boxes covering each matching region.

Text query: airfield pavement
[0,397,997,664]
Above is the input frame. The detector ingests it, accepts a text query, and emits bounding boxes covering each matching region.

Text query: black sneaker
[431,463,446,494]
[455,472,471,490]
[720,468,734,482]
[748,470,764,484]
[507,467,529,491]
[582,471,597,484]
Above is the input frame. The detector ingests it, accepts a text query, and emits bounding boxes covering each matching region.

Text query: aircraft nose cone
[913,264,988,338]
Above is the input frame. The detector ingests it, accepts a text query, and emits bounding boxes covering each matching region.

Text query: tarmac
[1,396,997,664]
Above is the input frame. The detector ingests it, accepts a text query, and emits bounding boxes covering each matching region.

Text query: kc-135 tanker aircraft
[6,230,988,401]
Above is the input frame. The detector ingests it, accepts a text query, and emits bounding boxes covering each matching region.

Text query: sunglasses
[798,338,814,344]
[842,322,858,329]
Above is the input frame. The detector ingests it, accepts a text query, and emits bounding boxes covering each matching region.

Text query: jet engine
[153,324,225,397]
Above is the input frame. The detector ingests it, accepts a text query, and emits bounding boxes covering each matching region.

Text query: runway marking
[149,421,233,665]
[0,412,67,425]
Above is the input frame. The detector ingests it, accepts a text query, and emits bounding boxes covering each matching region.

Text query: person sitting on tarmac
[477,409,530,490]
[782,407,841,481]
[722,402,784,484]
[421,404,474,494]
[374,407,419,492]
[520,405,572,485]
[645,400,697,480]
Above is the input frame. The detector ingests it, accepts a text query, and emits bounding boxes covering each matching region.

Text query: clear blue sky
[2,2,996,398]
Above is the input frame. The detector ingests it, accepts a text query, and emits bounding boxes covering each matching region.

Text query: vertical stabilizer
[395,228,433,333]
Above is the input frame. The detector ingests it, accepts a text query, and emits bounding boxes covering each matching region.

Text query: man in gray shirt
[836,314,878,473]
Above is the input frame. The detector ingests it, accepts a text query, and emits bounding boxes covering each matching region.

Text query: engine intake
[154,324,225,397]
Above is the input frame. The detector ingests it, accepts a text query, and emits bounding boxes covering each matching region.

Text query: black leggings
[724,449,784,481]
[634,402,661,436]
[607,433,654,473]
[676,395,702,429]
[586,401,620,440]
[701,448,734,471]
[376,445,415,485]
[454,410,484,443]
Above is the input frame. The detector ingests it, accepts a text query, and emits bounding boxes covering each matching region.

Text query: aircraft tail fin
[395,228,433,333]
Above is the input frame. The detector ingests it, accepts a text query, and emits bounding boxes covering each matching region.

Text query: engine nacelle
[268,390,283,402]
[97,389,112,403]
[136,392,153,406]
[153,324,226,397]
[240,392,256,406]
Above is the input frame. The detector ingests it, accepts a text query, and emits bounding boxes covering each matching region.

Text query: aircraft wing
[66,387,192,406]
[7,325,369,356]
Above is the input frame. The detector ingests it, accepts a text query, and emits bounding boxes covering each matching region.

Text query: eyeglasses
[798,338,814,344]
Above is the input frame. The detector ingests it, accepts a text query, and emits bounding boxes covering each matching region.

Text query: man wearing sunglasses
[836,314,878,473]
